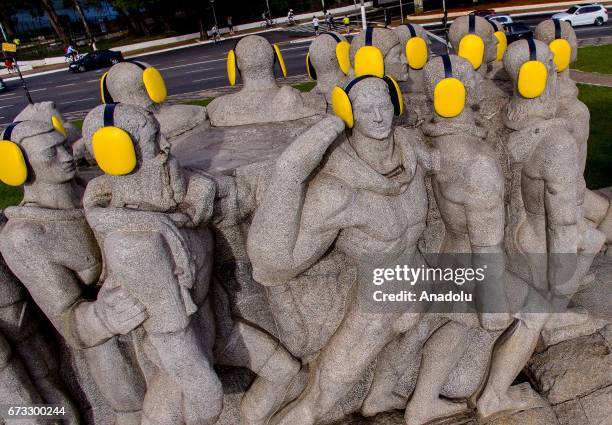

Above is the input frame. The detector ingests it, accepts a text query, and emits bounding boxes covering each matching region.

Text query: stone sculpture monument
[101,60,207,140]
[306,32,350,105]
[349,27,409,82]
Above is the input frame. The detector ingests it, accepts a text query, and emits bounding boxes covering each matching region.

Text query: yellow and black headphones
[402,24,428,70]
[0,122,27,186]
[433,55,466,118]
[91,103,137,176]
[306,33,351,80]
[331,74,403,128]
[548,19,571,72]
[517,38,547,99]
[100,60,167,104]
[354,27,385,78]
[458,14,485,70]
[0,115,68,186]
[227,39,287,86]
[488,20,508,61]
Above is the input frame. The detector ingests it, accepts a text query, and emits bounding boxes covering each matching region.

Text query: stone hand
[95,286,147,335]
[276,116,345,181]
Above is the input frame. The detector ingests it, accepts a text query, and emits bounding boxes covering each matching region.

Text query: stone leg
[271,304,410,425]
[0,331,50,425]
[475,307,550,420]
[83,338,145,425]
[215,320,302,425]
[584,189,612,243]
[145,325,223,425]
[404,321,469,425]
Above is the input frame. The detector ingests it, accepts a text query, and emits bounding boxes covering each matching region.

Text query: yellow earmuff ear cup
[406,37,428,70]
[336,41,351,74]
[92,126,137,176]
[0,140,27,186]
[458,33,485,69]
[306,52,316,80]
[331,86,354,128]
[227,50,237,86]
[142,67,167,104]
[354,46,385,78]
[549,38,571,72]
[384,75,404,115]
[518,60,547,98]
[51,115,67,137]
[494,31,507,61]
[273,44,288,77]
[100,71,109,103]
[434,77,466,118]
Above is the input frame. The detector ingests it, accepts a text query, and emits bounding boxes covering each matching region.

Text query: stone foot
[476,382,547,422]
[361,391,406,417]
[269,396,316,425]
[597,200,612,244]
[404,398,467,425]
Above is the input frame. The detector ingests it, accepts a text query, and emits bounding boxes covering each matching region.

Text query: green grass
[578,84,612,190]
[185,98,214,107]
[0,185,22,210]
[72,119,83,130]
[573,44,612,74]
[292,81,316,92]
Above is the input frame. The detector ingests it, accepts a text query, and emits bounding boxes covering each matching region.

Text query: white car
[488,14,514,26]
[552,3,608,26]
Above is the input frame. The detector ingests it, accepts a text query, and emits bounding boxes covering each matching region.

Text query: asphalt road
[0,12,610,126]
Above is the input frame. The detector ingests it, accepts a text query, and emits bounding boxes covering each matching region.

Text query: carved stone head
[449,15,497,71]
[503,39,556,96]
[235,35,278,87]
[6,120,75,185]
[393,23,430,63]
[534,19,578,63]
[14,101,80,145]
[308,32,348,95]
[350,78,395,140]
[349,27,408,81]
[423,54,479,112]
[105,61,158,110]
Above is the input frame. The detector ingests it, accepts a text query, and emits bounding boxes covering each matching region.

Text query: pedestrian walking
[384,8,390,27]
[313,15,320,35]
[4,58,14,73]
[227,16,234,34]
[326,11,336,30]
[343,15,350,33]
[211,25,220,43]
[287,9,295,25]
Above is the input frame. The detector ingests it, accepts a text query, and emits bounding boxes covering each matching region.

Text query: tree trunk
[414,0,424,14]
[0,9,15,39]
[39,0,70,44]
[73,0,93,40]
[115,6,141,36]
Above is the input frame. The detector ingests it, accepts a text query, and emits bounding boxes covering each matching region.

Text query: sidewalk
[570,70,612,87]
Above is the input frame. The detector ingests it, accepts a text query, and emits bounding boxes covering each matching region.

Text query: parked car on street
[552,3,608,26]
[471,9,496,17]
[505,22,533,43]
[487,14,514,26]
[0,78,6,92]
[69,49,124,73]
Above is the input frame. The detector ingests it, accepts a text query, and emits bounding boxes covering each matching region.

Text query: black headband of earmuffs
[102,60,146,104]
[469,14,476,33]
[325,32,342,42]
[527,38,537,61]
[103,103,117,127]
[2,121,20,141]
[403,23,417,37]
[553,19,562,39]
[441,54,453,78]
[365,27,374,46]
[489,20,499,32]
[343,74,401,115]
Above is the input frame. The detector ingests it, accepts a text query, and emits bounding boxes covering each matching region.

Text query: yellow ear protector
[403,24,428,70]
[306,33,351,80]
[331,74,403,128]
[227,40,287,86]
[354,28,385,78]
[0,122,27,186]
[489,20,508,61]
[433,55,466,118]
[100,60,167,104]
[517,38,548,99]
[458,15,485,70]
[549,19,571,72]
[91,104,137,176]
[51,115,67,137]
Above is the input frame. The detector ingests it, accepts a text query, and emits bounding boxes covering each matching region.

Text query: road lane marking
[184,67,216,74]
[59,97,96,105]
[56,83,76,88]
[0,105,14,109]
[158,58,226,71]
[86,79,101,82]
[28,88,47,92]
[192,76,225,82]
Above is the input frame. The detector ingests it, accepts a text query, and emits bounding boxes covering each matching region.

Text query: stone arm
[0,224,119,349]
[406,128,439,175]
[247,116,347,286]
[465,155,509,330]
[178,170,216,228]
[542,136,579,296]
